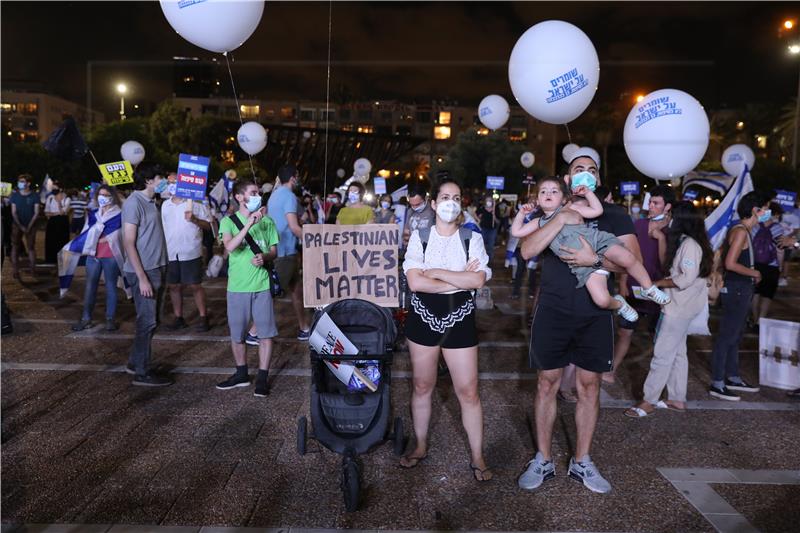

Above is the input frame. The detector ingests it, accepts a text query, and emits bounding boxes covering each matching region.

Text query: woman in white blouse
[44,181,71,264]
[400,178,494,481]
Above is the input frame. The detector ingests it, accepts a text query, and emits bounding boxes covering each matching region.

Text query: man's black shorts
[529,305,614,373]
[166,257,203,285]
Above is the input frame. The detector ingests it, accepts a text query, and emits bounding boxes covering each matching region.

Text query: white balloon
[478,95,510,130]
[721,144,755,177]
[237,121,267,155]
[520,152,535,168]
[356,174,370,184]
[120,141,145,166]
[336,168,346,178]
[354,158,371,176]
[302,131,311,139]
[508,20,600,124]
[623,89,709,181]
[561,143,579,163]
[160,0,264,54]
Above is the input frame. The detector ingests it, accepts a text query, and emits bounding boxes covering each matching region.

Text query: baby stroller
[297,298,404,511]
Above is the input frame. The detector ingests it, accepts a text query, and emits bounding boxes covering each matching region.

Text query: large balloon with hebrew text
[721,144,755,177]
[354,158,371,177]
[508,20,599,124]
[160,0,264,54]
[478,95,510,130]
[120,141,145,166]
[237,121,267,155]
[623,89,709,181]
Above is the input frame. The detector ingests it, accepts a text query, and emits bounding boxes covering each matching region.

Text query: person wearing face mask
[630,203,642,220]
[476,196,499,256]
[749,202,784,329]
[403,184,436,249]
[300,194,317,224]
[121,162,173,387]
[324,192,343,223]
[160,172,178,201]
[375,194,396,224]
[217,180,279,397]
[161,184,213,332]
[9,174,41,280]
[400,177,494,481]
[44,181,71,265]
[336,182,374,225]
[70,185,125,332]
[267,165,311,340]
[708,191,771,401]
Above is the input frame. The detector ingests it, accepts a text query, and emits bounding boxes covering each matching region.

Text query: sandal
[623,405,654,418]
[557,390,578,403]
[399,453,427,469]
[655,400,686,412]
[470,463,494,482]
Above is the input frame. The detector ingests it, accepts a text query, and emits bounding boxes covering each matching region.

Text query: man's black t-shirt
[537,202,635,317]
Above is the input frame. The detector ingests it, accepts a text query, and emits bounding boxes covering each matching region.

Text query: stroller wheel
[392,417,405,456]
[341,456,361,512]
[297,416,307,456]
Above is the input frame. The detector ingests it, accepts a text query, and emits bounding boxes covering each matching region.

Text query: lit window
[240,105,260,119]
[357,125,373,133]
[341,124,354,132]
[434,126,451,140]
[736,121,745,130]
[280,107,296,120]
[0,103,11,112]
[220,150,235,164]
[438,111,451,125]
[755,135,767,149]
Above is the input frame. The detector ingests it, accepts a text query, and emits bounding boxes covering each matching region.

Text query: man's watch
[592,253,604,269]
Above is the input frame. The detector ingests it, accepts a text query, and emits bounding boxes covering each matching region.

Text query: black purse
[228,214,283,298]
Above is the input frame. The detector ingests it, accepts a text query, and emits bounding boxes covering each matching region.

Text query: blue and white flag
[58,206,129,298]
[705,165,754,250]
[390,184,408,203]
[682,171,734,197]
[461,210,482,234]
[208,172,235,215]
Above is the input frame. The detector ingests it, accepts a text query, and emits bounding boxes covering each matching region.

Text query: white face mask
[97,196,112,207]
[631,206,641,214]
[436,200,461,223]
[167,183,177,196]
[381,201,391,209]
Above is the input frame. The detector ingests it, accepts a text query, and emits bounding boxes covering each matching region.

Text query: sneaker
[568,455,612,494]
[165,317,188,331]
[195,316,211,332]
[614,295,639,322]
[642,285,671,305]
[245,333,259,346]
[518,452,555,490]
[125,363,136,375]
[132,373,174,387]
[254,381,270,397]
[725,378,760,393]
[105,319,118,332]
[297,329,311,341]
[709,384,740,401]
[71,319,94,332]
[778,277,788,287]
[216,373,250,390]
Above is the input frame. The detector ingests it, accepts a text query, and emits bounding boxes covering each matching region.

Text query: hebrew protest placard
[302,224,399,308]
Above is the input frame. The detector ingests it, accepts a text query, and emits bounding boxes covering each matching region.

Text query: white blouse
[403,226,492,294]
[45,195,70,215]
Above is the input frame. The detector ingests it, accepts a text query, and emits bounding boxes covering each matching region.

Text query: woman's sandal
[470,463,494,482]
[623,405,654,418]
[399,454,427,469]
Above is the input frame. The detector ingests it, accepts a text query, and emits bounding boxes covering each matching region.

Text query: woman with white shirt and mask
[400,178,494,481]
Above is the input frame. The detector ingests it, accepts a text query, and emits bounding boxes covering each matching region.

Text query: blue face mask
[246,195,262,213]
[757,209,772,224]
[154,179,168,194]
[570,171,597,192]
[348,193,360,205]
[17,181,26,190]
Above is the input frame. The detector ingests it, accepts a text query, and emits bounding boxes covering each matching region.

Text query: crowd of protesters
[2,146,800,493]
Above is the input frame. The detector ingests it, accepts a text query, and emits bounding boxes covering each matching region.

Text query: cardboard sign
[302,224,399,308]
[486,176,505,190]
[775,189,797,208]
[620,181,640,195]
[0,182,11,197]
[175,153,210,201]
[98,161,134,186]
[373,177,387,195]
[683,189,699,201]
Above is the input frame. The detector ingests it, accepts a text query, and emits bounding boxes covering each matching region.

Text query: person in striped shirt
[70,189,89,234]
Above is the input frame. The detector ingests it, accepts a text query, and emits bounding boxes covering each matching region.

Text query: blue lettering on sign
[775,189,797,207]
[546,68,589,104]
[634,96,683,128]
[178,0,207,9]
[683,190,698,200]
[620,182,640,195]
[479,106,492,117]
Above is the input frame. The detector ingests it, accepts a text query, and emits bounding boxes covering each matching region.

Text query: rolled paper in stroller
[310,312,378,392]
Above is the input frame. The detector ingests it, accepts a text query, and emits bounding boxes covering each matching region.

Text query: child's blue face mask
[570,171,597,192]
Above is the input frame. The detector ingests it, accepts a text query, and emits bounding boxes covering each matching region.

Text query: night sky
[2,1,798,120]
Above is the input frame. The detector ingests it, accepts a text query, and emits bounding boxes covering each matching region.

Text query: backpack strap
[458,227,472,258]
[419,226,432,253]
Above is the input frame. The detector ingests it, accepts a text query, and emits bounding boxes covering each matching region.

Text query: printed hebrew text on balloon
[478,95,510,130]
[160,0,265,54]
[237,121,267,155]
[721,144,755,177]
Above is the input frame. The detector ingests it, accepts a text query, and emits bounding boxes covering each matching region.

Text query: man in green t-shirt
[216,180,279,397]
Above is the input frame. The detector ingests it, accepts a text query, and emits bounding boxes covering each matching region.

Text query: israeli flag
[705,165,754,250]
[390,184,408,203]
[682,171,735,196]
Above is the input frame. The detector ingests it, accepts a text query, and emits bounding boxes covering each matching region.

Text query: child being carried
[511,174,669,321]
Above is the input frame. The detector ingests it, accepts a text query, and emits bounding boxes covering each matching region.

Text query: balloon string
[323,0,333,199]
[224,51,257,180]
[564,123,572,144]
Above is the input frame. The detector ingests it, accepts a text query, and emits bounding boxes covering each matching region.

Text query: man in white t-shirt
[161,194,212,331]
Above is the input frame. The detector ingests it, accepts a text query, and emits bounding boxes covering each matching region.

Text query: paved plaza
[2,252,799,533]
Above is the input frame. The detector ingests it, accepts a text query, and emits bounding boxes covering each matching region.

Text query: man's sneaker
[614,295,639,322]
[254,381,270,397]
[71,319,94,332]
[642,285,671,305]
[217,374,250,390]
[195,316,211,332]
[568,455,612,494]
[297,329,311,341]
[125,363,136,375]
[245,333,259,346]
[165,317,188,331]
[709,384,740,401]
[518,452,555,490]
[132,373,174,387]
[725,378,760,393]
[105,319,119,332]
[778,277,788,287]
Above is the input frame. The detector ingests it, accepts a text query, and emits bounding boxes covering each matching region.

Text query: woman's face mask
[381,201,391,210]
[757,209,772,224]
[436,200,461,223]
[348,192,360,205]
[631,206,641,214]
[97,195,112,207]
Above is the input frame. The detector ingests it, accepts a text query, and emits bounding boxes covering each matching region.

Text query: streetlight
[635,94,645,103]
[116,82,127,121]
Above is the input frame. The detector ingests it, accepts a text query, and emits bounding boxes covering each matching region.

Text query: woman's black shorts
[405,290,478,349]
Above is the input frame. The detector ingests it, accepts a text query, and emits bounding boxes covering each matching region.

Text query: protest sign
[373,177,386,195]
[775,189,797,208]
[98,161,134,186]
[683,189,699,201]
[620,181,640,195]
[0,182,11,197]
[302,224,399,308]
[486,176,505,190]
[309,312,377,392]
[176,153,210,201]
